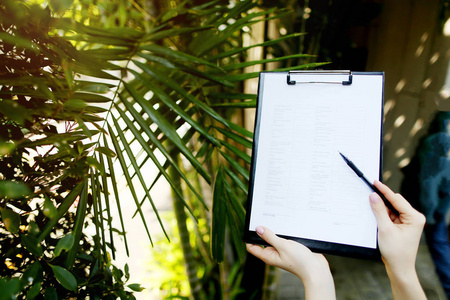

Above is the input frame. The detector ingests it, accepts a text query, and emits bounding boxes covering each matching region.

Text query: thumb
[369,193,391,228]
[255,226,283,248]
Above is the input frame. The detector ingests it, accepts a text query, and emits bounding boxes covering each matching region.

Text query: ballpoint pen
[339,152,399,215]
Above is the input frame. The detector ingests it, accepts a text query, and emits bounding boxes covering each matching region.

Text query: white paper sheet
[248,72,383,249]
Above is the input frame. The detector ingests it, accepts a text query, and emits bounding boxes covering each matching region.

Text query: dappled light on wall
[395,79,406,93]
[384,99,395,114]
[444,17,450,36]
[393,115,406,128]
[398,157,411,169]
[410,119,425,137]
[415,32,428,57]
[423,78,432,89]
[395,147,406,158]
[430,52,440,64]
[383,170,392,181]
[384,131,392,142]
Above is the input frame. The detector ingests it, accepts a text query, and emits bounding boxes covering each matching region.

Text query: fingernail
[369,192,380,203]
[255,226,264,235]
[374,179,383,186]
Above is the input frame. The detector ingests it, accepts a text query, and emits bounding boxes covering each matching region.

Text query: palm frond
[1,1,325,294]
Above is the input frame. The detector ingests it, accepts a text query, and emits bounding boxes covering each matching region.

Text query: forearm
[301,271,336,300]
[385,264,426,300]
[294,258,336,300]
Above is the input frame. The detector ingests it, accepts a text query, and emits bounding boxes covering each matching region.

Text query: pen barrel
[361,176,399,215]
[348,161,364,177]
[372,185,399,215]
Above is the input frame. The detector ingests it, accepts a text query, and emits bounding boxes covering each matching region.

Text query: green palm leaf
[139,44,223,71]
[106,121,156,246]
[128,67,220,147]
[65,181,89,269]
[113,98,205,206]
[122,82,212,184]
[102,135,130,256]
[113,103,202,217]
[38,182,85,243]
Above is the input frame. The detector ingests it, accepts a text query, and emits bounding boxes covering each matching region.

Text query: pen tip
[338,151,348,161]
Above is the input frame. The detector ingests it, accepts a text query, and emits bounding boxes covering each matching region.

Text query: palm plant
[0,0,325,298]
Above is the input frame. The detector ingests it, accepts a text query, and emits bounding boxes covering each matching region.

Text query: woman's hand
[246,226,336,300]
[369,180,426,300]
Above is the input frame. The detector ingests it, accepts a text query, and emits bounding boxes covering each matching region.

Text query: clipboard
[243,70,385,260]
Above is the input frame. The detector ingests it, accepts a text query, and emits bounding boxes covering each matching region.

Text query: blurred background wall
[365,0,450,190]
[246,0,450,191]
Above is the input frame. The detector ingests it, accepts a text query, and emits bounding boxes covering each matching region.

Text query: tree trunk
[169,153,205,300]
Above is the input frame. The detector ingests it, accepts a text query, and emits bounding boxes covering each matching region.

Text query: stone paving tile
[277,241,445,300]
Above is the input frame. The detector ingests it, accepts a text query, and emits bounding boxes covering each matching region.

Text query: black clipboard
[243,71,385,260]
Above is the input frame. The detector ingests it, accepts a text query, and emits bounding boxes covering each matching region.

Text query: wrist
[386,265,418,285]
[296,259,335,300]
[385,264,426,300]
[384,259,417,283]
[303,273,335,300]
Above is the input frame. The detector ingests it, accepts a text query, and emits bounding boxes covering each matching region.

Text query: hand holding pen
[340,152,426,299]
[368,180,426,300]
[339,152,399,215]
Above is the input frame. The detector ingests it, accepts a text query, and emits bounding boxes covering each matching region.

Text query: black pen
[339,152,399,215]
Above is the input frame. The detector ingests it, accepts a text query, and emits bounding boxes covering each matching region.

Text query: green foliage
[146,213,192,298]
[54,233,74,257]
[0,0,137,298]
[0,0,321,298]
[1,207,20,234]
[48,264,77,292]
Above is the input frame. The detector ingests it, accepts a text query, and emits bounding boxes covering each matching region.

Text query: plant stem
[169,152,205,300]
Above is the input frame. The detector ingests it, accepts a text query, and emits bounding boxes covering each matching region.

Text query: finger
[373,180,414,215]
[246,243,265,257]
[255,226,284,249]
[369,192,392,229]
[246,243,280,265]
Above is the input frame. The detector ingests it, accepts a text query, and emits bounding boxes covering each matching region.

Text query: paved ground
[277,239,446,299]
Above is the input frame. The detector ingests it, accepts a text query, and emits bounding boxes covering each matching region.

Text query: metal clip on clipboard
[287,70,353,86]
